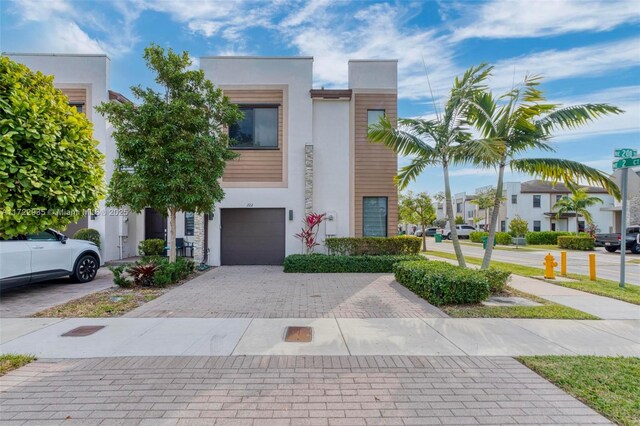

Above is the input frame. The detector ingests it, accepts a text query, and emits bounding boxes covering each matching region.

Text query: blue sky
[2,0,639,195]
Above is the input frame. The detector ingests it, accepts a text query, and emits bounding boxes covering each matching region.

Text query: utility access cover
[61,326,105,337]
[285,326,312,342]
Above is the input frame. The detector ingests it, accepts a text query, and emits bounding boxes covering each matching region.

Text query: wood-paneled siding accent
[61,88,86,112]
[354,93,398,237]
[223,90,284,183]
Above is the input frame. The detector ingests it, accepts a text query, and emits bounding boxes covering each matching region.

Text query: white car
[0,229,101,291]
[443,224,476,240]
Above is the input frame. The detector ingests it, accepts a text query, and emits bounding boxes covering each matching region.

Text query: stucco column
[305,144,313,215]
[193,213,205,264]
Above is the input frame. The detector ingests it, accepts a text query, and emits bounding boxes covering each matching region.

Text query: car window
[26,230,57,241]
[462,226,474,230]
[628,227,640,235]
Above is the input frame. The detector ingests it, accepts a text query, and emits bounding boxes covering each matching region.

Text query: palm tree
[553,188,603,234]
[368,64,493,267]
[462,75,622,269]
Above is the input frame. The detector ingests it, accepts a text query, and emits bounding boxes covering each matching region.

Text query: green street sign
[614,148,637,158]
[613,156,640,170]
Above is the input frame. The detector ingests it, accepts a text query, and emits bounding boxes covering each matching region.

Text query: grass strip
[0,354,36,376]
[518,356,640,426]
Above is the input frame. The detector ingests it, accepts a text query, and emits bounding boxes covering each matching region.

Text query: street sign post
[612,156,640,170]
[614,148,637,158]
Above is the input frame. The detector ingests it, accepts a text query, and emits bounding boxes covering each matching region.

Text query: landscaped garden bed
[0,354,36,376]
[518,356,640,426]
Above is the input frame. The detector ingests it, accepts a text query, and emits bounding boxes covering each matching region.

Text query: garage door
[220,208,286,265]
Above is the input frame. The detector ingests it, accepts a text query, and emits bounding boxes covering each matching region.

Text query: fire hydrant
[544,253,557,279]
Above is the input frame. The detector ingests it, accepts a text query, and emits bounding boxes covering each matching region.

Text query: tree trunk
[421,223,427,252]
[481,163,505,269]
[169,207,177,263]
[443,161,466,267]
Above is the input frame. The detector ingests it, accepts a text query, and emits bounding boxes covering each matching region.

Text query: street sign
[612,156,640,170]
[614,148,637,158]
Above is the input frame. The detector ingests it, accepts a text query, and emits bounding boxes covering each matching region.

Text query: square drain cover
[61,326,105,337]
[285,326,312,343]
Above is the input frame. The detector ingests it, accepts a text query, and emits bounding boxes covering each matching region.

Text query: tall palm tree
[462,75,622,269]
[553,188,603,234]
[368,64,493,267]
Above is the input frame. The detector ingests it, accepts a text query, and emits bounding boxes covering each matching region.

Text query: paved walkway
[0,268,114,318]
[0,355,611,425]
[127,266,447,318]
[2,317,638,357]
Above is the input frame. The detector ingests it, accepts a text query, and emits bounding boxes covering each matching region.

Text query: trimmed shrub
[325,236,421,256]
[495,232,513,245]
[73,228,101,247]
[284,254,423,273]
[138,238,166,256]
[393,260,490,306]
[470,231,488,243]
[525,231,572,245]
[480,268,511,293]
[147,256,195,286]
[558,236,595,251]
[109,265,133,288]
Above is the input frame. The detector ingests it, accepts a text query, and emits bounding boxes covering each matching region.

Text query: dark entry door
[145,208,166,241]
[221,208,285,265]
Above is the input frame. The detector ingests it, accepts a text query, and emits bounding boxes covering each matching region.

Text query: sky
[1,0,639,196]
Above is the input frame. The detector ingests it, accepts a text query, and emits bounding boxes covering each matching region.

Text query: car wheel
[72,254,99,283]
[604,247,617,253]
[631,244,640,255]
[447,233,452,240]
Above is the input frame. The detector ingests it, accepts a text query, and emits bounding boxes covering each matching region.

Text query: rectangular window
[229,106,278,149]
[367,109,385,126]
[184,212,195,236]
[363,197,387,237]
[511,194,517,204]
[533,220,541,232]
[533,195,541,208]
[556,194,563,201]
[578,221,585,232]
[456,203,462,213]
[501,221,506,232]
[69,102,84,114]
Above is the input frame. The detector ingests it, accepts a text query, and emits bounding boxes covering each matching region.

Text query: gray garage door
[220,208,286,265]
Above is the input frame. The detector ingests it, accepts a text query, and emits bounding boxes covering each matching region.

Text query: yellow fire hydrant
[544,253,557,279]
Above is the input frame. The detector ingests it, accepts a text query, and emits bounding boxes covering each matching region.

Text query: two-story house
[7,54,398,265]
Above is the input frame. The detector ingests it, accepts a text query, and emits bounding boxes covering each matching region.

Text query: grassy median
[519,356,640,426]
[0,354,36,376]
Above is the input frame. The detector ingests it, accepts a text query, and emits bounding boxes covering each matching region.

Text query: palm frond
[536,104,624,134]
[510,158,621,199]
[396,156,435,190]
[368,116,437,158]
[455,138,506,167]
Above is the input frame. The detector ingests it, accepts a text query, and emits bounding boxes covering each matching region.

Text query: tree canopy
[399,191,435,251]
[0,57,105,238]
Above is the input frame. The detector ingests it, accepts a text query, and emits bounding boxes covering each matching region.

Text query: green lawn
[0,354,36,376]
[449,240,582,252]
[518,356,640,426]
[442,289,597,319]
[425,250,640,305]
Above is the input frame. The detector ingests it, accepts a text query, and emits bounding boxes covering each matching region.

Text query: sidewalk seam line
[334,318,352,356]
[230,317,254,356]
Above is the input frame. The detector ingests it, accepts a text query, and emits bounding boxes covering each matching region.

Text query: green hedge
[470,231,487,243]
[482,268,512,293]
[525,231,572,245]
[284,254,423,273]
[138,238,166,256]
[495,232,513,245]
[557,236,595,251]
[73,228,101,247]
[325,236,421,256]
[393,260,490,306]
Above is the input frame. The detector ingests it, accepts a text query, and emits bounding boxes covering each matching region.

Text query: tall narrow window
[229,106,278,148]
[184,212,195,236]
[500,221,506,232]
[533,220,541,232]
[368,109,385,126]
[363,197,387,237]
[511,194,517,204]
[533,195,541,208]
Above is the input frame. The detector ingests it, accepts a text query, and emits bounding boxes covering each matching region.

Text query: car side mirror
[60,235,68,244]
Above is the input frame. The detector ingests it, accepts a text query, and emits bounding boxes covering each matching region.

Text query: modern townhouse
[8,54,398,265]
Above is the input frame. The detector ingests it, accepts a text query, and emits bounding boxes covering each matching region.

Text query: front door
[145,208,167,241]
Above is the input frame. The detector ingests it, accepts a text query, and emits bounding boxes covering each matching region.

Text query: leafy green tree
[463,74,622,268]
[553,188,603,234]
[0,57,105,238]
[471,187,500,228]
[509,215,528,238]
[455,215,465,225]
[96,45,242,262]
[399,191,435,251]
[369,64,493,267]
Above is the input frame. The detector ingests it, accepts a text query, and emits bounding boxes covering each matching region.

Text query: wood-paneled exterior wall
[222,90,284,183]
[354,93,398,237]
[61,88,86,113]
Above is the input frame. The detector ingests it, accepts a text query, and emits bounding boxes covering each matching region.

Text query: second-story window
[533,195,541,208]
[69,102,84,114]
[511,194,517,204]
[368,109,385,126]
[229,106,278,149]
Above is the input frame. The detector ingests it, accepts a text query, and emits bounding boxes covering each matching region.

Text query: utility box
[119,216,129,237]
[325,211,337,236]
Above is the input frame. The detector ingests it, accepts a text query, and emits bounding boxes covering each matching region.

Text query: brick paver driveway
[126,266,446,318]
[0,356,610,425]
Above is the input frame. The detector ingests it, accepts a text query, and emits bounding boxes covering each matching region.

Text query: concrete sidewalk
[509,274,640,319]
[2,317,638,358]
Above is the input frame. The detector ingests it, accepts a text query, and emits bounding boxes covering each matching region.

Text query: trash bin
[482,236,496,249]
[435,233,443,243]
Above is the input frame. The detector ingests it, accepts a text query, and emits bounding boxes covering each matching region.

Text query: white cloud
[12,0,72,21]
[449,167,500,177]
[452,0,640,41]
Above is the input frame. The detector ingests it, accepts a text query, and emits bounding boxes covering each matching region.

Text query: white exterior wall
[7,54,119,262]
[312,100,351,245]
[348,60,398,91]
[200,57,313,266]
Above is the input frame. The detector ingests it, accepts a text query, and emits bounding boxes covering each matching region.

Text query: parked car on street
[443,224,476,240]
[0,229,101,291]
[595,226,640,254]
[415,227,440,237]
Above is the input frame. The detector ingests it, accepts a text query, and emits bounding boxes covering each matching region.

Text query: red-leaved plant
[295,212,326,254]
